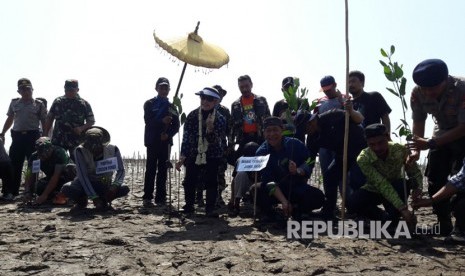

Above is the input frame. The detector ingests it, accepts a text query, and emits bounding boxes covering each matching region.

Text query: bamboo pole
[341,0,350,220]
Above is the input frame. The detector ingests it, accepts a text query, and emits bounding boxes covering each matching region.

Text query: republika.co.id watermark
[287,220,441,239]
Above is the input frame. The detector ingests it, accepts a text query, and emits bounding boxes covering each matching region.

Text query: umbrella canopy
[153,24,229,69]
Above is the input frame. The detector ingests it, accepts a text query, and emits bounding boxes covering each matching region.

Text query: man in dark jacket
[142,77,180,207]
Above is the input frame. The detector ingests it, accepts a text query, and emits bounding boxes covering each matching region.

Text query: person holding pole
[142,77,180,207]
[255,116,324,221]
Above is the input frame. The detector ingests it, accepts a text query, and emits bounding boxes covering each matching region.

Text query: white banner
[31,159,41,173]
[95,157,118,174]
[236,154,270,172]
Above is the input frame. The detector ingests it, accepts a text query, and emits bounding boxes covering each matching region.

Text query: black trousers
[9,130,40,195]
[183,158,220,212]
[426,137,465,221]
[452,193,465,232]
[0,161,14,195]
[143,143,170,202]
[347,179,409,223]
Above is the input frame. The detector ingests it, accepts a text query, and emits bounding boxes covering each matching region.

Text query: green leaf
[379,60,388,68]
[399,77,407,96]
[383,65,392,75]
[180,113,187,125]
[380,48,388,57]
[180,93,183,99]
[386,87,399,97]
[394,62,404,78]
[173,96,181,107]
[400,119,409,127]
[390,45,395,55]
[385,72,396,82]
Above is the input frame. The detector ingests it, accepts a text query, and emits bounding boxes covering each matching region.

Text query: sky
[1,0,464,162]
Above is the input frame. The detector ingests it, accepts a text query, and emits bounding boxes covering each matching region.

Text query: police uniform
[411,59,465,228]
[3,80,47,196]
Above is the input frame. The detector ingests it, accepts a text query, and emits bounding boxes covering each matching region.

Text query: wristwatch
[427,138,437,149]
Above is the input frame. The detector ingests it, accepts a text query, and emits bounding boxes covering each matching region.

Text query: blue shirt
[256,136,311,186]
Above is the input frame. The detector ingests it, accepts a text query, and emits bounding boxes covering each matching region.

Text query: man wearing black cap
[1,78,47,199]
[408,58,465,234]
[212,84,232,207]
[271,77,309,142]
[348,70,392,136]
[347,124,421,227]
[255,116,324,220]
[175,87,227,217]
[300,109,367,219]
[142,77,180,207]
[44,79,95,161]
[23,137,74,205]
[61,127,129,211]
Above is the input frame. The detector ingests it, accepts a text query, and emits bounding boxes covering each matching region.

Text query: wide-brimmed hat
[82,126,111,150]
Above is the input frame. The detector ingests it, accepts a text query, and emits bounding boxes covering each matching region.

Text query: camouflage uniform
[411,75,465,224]
[47,95,95,152]
[230,94,270,164]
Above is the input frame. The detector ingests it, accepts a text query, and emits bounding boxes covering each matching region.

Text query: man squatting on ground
[61,127,129,211]
[255,116,325,220]
[347,123,421,227]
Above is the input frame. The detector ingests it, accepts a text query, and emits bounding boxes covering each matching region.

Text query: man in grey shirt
[0,78,47,199]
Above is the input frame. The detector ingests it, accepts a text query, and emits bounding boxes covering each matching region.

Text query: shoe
[438,218,453,236]
[2,193,14,201]
[206,210,219,218]
[228,198,241,217]
[143,199,155,208]
[448,230,465,243]
[181,205,195,214]
[155,199,166,206]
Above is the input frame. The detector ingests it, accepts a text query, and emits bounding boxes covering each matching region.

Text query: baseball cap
[17,78,32,89]
[64,79,79,90]
[156,77,170,87]
[195,87,221,99]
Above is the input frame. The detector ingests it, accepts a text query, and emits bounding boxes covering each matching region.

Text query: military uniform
[411,75,465,222]
[5,97,46,195]
[47,95,95,155]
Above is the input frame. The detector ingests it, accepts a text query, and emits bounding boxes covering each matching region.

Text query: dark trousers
[257,181,325,216]
[0,161,14,195]
[61,179,129,204]
[426,137,465,221]
[9,130,40,195]
[452,193,465,232]
[143,143,169,202]
[347,179,409,223]
[183,158,220,212]
[322,154,359,214]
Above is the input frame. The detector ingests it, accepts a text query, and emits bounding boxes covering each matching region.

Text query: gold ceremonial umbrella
[153,21,229,99]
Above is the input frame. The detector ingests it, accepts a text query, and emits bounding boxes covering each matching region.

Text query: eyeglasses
[200,95,216,102]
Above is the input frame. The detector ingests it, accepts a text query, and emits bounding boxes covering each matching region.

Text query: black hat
[364,123,387,139]
[156,77,170,87]
[320,75,336,92]
[64,79,79,89]
[282,77,294,90]
[82,126,111,151]
[243,142,259,157]
[412,59,448,87]
[263,116,283,129]
[213,85,227,98]
[17,78,32,89]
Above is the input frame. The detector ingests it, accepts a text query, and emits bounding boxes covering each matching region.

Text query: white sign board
[236,154,270,172]
[32,159,41,173]
[95,157,118,174]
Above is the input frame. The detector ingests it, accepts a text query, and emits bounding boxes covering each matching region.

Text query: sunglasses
[200,95,216,102]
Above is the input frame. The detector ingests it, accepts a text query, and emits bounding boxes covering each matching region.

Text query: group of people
[0,79,129,211]
[1,58,465,242]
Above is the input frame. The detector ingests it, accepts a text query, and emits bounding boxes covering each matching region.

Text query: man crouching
[62,126,129,211]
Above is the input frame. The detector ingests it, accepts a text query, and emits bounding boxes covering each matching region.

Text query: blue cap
[195,87,221,99]
[412,59,448,87]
